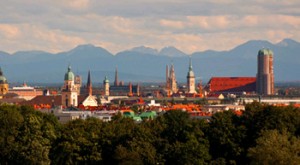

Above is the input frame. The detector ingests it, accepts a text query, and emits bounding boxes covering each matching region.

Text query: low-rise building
[202,104,245,114]
[8,83,43,100]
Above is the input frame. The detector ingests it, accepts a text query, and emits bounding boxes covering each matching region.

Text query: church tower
[166,65,170,96]
[114,67,119,86]
[61,66,78,107]
[136,83,140,96]
[128,82,133,96]
[0,67,9,98]
[87,70,92,96]
[74,74,82,95]
[169,63,178,94]
[256,48,274,95]
[103,76,110,96]
[187,58,196,94]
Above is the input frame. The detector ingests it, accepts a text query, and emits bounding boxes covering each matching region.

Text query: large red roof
[206,77,256,93]
[22,95,62,106]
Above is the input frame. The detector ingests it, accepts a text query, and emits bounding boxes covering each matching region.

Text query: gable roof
[206,77,256,93]
[22,95,62,106]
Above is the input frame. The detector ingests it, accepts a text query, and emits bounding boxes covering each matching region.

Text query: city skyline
[0,1,299,164]
[0,1,300,54]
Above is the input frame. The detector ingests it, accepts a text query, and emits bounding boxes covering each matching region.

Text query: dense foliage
[0,103,299,164]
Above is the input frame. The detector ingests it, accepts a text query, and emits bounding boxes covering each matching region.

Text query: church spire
[189,57,193,71]
[169,62,177,94]
[114,66,119,86]
[87,70,92,95]
[187,57,196,94]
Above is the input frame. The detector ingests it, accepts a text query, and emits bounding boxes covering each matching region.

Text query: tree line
[0,102,299,164]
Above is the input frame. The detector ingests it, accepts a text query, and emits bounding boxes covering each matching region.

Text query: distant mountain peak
[159,46,187,57]
[62,44,113,57]
[13,50,50,56]
[72,44,97,51]
[130,46,159,55]
[277,38,300,47]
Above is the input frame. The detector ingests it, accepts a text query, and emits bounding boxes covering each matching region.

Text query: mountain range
[1,38,300,84]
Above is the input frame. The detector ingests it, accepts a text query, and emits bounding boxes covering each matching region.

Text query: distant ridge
[0,38,299,83]
[159,46,187,57]
[130,46,159,55]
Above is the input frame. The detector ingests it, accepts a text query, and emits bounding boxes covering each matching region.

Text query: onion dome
[104,76,109,83]
[0,67,8,84]
[187,58,195,77]
[258,48,273,56]
[64,66,75,81]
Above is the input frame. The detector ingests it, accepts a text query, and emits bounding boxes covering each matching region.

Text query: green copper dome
[104,76,109,83]
[0,67,8,84]
[187,58,195,77]
[258,48,273,56]
[64,66,75,81]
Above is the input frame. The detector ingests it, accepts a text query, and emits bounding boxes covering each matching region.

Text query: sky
[0,0,300,54]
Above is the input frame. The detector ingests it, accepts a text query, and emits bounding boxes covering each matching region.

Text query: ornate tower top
[64,65,75,81]
[104,76,109,83]
[189,57,193,71]
[87,70,92,95]
[0,67,8,84]
[187,57,195,77]
[114,67,118,86]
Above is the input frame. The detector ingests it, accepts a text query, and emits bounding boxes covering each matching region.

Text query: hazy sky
[1,0,300,54]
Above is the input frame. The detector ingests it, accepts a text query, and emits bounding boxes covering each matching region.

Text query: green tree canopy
[248,129,300,165]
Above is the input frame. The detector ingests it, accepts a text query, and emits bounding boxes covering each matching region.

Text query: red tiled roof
[206,77,256,93]
[0,98,26,104]
[22,95,62,106]
[23,94,91,107]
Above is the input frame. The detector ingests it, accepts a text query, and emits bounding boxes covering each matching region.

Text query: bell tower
[61,66,78,107]
[103,76,110,96]
[187,58,196,94]
[0,67,9,98]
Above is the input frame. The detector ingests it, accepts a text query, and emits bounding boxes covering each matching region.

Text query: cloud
[0,24,85,53]
[0,1,300,54]
[0,24,20,39]
[68,0,90,9]
[160,19,185,29]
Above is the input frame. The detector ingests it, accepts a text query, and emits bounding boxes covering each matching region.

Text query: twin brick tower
[256,48,274,95]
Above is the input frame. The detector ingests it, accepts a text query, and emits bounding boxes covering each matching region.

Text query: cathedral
[165,59,198,97]
[166,63,178,96]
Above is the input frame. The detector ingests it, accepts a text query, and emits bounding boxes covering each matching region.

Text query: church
[24,66,98,109]
[0,67,9,99]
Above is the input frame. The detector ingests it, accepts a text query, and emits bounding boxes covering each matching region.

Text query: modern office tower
[256,48,274,95]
